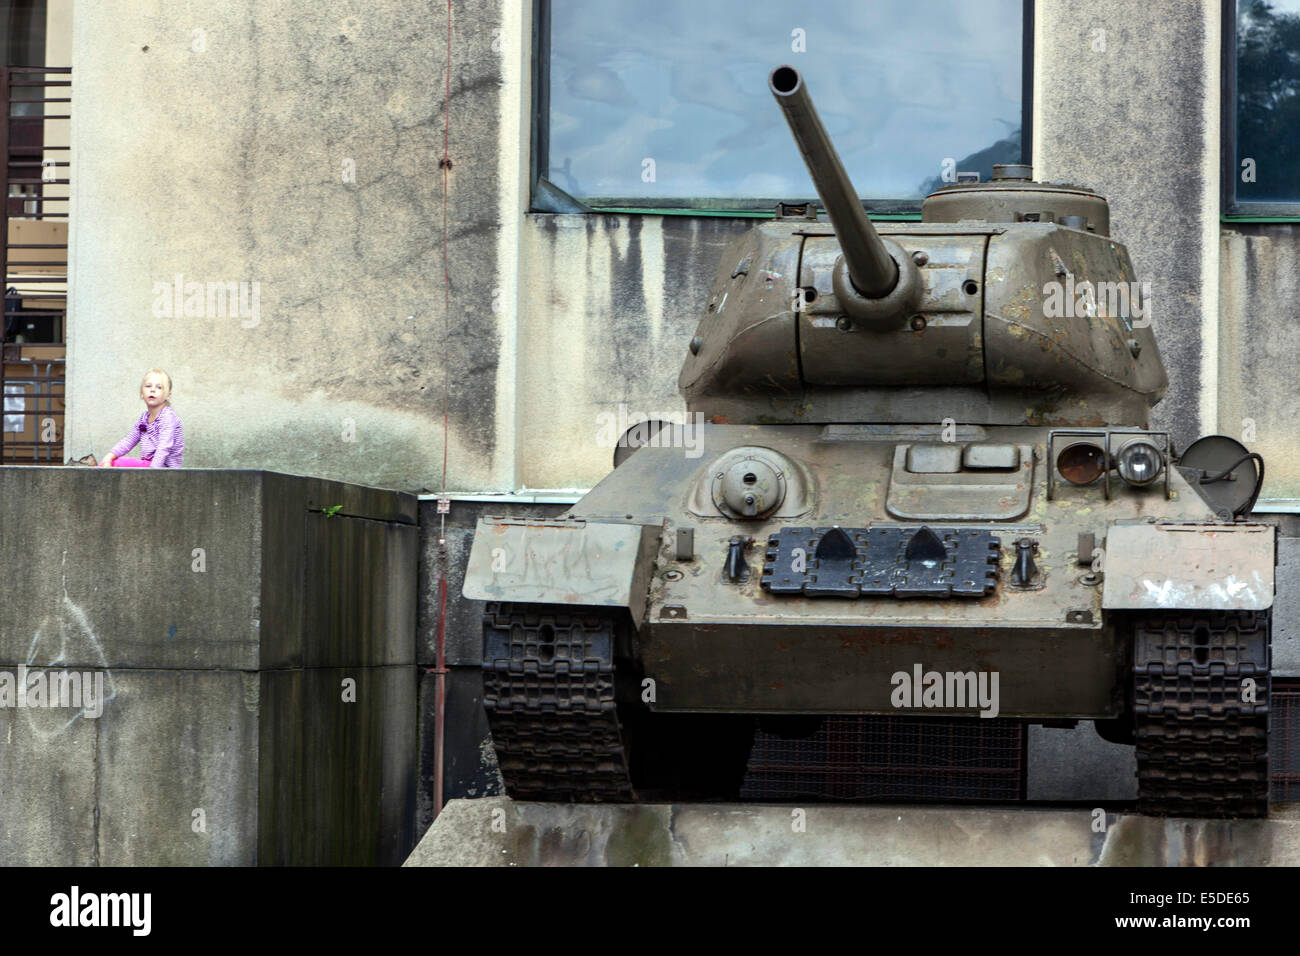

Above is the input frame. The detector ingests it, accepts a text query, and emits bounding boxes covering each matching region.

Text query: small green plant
[323,504,343,518]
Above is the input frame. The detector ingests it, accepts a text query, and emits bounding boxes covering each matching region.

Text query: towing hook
[1012,538,1039,588]
[726,535,754,582]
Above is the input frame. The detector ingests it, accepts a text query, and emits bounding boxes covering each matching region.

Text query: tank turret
[768,64,919,329]
[678,65,1168,429]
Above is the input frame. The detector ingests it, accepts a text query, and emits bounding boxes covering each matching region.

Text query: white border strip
[419,491,586,504]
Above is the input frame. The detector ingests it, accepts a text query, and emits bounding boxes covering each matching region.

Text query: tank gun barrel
[769,65,898,299]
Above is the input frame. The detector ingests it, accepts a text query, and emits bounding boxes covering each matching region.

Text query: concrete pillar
[0,468,417,865]
[1035,0,1219,448]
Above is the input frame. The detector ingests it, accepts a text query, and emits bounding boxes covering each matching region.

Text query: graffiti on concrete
[19,551,118,739]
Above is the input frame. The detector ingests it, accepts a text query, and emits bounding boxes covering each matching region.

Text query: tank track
[1133,610,1271,818]
[481,602,635,802]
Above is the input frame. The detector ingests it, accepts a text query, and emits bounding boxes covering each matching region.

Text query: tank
[465,65,1274,817]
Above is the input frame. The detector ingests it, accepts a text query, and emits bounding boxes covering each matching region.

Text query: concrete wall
[1032,1,1300,504]
[61,0,746,495]
[59,0,1300,503]
[65,0,519,492]
[407,798,1300,867]
[517,215,748,489]
[46,0,72,67]
[1036,0,1220,454]
[1220,225,1300,503]
[0,468,417,865]
[43,0,72,208]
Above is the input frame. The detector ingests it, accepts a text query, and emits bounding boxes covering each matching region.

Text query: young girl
[99,368,185,468]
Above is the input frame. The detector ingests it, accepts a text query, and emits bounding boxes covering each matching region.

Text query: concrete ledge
[0,467,418,865]
[405,797,1300,867]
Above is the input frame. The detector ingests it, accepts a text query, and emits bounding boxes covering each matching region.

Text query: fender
[1101,522,1274,611]
[462,517,661,628]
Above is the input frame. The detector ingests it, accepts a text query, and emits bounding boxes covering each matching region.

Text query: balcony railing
[1,65,69,464]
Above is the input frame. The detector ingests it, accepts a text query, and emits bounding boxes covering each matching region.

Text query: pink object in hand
[111,457,151,467]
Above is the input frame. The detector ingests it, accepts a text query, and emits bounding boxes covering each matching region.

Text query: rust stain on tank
[841,631,923,652]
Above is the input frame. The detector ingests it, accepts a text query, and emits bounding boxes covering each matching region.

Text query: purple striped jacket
[109,405,185,468]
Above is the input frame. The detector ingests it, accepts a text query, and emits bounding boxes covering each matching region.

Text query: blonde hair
[140,368,173,404]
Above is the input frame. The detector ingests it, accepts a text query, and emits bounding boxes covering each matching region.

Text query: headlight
[1046,429,1173,503]
[1116,437,1164,486]
[1057,441,1107,485]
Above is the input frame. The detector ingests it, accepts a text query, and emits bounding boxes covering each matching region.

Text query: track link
[1133,610,1270,818]
[482,602,634,802]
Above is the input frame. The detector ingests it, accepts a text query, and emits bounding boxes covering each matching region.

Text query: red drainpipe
[434,572,448,816]
[433,0,454,819]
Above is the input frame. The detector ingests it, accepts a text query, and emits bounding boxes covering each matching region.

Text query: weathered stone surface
[0,468,263,670]
[66,0,512,491]
[0,468,416,865]
[1221,225,1300,503]
[406,797,1300,867]
[0,687,99,867]
[1037,0,1215,452]
[0,468,415,670]
[96,669,259,866]
[1273,536,1300,676]
[516,215,752,490]
[260,666,416,866]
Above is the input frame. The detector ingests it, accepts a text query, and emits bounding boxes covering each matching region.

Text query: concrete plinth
[405,797,1300,867]
[0,467,418,865]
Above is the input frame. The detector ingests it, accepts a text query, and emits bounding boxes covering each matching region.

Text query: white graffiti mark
[483,526,633,604]
[20,551,117,739]
[1142,579,1178,605]
[1208,575,1255,605]
[1141,570,1268,609]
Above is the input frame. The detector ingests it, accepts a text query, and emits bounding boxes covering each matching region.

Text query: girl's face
[141,375,168,407]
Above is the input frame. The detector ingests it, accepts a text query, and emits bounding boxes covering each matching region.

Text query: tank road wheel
[482,602,635,802]
[1132,610,1271,818]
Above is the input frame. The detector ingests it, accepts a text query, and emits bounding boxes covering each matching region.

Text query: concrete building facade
[7,0,1293,845]
[57,0,1300,506]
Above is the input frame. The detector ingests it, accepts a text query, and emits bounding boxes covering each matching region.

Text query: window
[533,0,1031,215]
[1225,0,1300,215]
[2,1,49,227]
[0,0,46,67]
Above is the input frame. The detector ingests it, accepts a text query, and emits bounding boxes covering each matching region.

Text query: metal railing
[1273,678,1300,804]
[1,65,69,464]
[740,715,1027,803]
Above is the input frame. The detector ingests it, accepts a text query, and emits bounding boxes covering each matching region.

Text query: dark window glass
[542,0,1026,211]
[0,1,48,219]
[1235,0,1300,207]
[0,0,46,66]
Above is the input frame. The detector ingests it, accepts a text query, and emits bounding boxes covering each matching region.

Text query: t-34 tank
[465,65,1274,816]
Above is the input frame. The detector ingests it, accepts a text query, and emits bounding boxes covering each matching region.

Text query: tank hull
[467,423,1272,723]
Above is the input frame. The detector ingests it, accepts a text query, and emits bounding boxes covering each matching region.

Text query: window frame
[1222,0,1300,219]
[530,0,1035,216]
